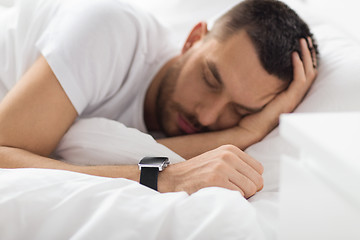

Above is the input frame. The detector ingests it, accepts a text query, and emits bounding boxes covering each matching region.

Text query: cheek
[172,70,204,107]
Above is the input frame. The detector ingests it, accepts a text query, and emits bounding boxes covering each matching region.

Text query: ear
[182,22,208,54]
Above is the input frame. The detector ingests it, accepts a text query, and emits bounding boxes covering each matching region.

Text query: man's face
[157,30,287,137]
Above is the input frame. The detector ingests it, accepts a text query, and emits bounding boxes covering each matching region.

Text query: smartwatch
[138,157,169,191]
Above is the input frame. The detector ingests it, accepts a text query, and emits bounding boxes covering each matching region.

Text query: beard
[156,52,208,137]
[156,55,184,137]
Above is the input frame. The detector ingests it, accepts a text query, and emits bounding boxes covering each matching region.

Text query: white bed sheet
[1,0,360,239]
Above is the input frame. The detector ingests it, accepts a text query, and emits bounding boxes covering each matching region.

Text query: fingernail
[293,51,300,59]
[300,38,307,49]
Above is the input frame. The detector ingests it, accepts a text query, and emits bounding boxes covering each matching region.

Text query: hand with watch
[138,145,264,198]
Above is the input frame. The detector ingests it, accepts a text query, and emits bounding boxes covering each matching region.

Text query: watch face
[139,157,169,171]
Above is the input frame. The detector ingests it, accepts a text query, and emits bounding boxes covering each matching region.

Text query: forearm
[157,126,261,159]
[0,146,140,181]
[0,146,264,198]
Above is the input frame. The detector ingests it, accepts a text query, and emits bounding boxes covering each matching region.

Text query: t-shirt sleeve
[36,0,141,114]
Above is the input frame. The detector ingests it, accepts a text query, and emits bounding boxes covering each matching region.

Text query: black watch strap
[140,167,159,191]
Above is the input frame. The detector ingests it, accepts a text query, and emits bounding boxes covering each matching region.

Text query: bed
[1,0,360,239]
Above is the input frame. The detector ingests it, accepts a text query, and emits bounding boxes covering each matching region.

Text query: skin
[0,21,317,198]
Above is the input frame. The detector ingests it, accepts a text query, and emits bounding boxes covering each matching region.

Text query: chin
[159,104,185,137]
[160,119,180,137]
[164,126,183,137]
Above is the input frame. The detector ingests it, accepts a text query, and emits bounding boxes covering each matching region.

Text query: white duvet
[1,0,360,239]
[0,168,270,239]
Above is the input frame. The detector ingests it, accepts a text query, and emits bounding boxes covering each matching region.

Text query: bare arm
[0,56,77,156]
[0,56,142,180]
[157,127,256,160]
[158,38,318,159]
[0,146,140,180]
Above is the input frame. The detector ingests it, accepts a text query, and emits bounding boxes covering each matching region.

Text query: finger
[232,158,264,191]
[290,52,306,88]
[227,169,259,199]
[218,146,264,190]
[238,151,264,175]
[282,52,307,103]
[220,163,258,198]
[300,38,314,75]
[223,145,264,175]
[223,180,245,197]
[307,36,317,68]
[300,38,318,84]
[209,163,247,196]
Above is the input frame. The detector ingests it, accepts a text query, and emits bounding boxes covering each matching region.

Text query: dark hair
[208,0,319,82]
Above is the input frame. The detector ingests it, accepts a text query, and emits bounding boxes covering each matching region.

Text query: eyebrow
[206,60,264,114]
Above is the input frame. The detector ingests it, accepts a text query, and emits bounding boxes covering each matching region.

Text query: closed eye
[202,63,221,90]
[232,105,250,117]
[202,69,217,89]
[233,103,263,117]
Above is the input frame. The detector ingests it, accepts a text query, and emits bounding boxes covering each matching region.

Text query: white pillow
[55,118,185,166]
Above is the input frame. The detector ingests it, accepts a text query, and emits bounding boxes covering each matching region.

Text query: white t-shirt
[0,0,178,132]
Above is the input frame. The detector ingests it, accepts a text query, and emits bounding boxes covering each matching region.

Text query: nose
[195,97,227,128]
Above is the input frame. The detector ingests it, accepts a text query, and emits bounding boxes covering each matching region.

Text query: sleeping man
[0,0,317,198]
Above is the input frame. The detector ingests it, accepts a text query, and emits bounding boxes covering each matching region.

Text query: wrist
[157,166,174,193]
[79,165,140,180]
[138,157,170,191]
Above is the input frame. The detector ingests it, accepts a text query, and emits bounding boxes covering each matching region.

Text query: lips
[177,113,199,134]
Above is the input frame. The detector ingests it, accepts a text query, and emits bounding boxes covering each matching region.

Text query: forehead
[204,30,285,108]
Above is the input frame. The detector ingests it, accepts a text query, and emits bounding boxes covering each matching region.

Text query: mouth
[177,113,200,134]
